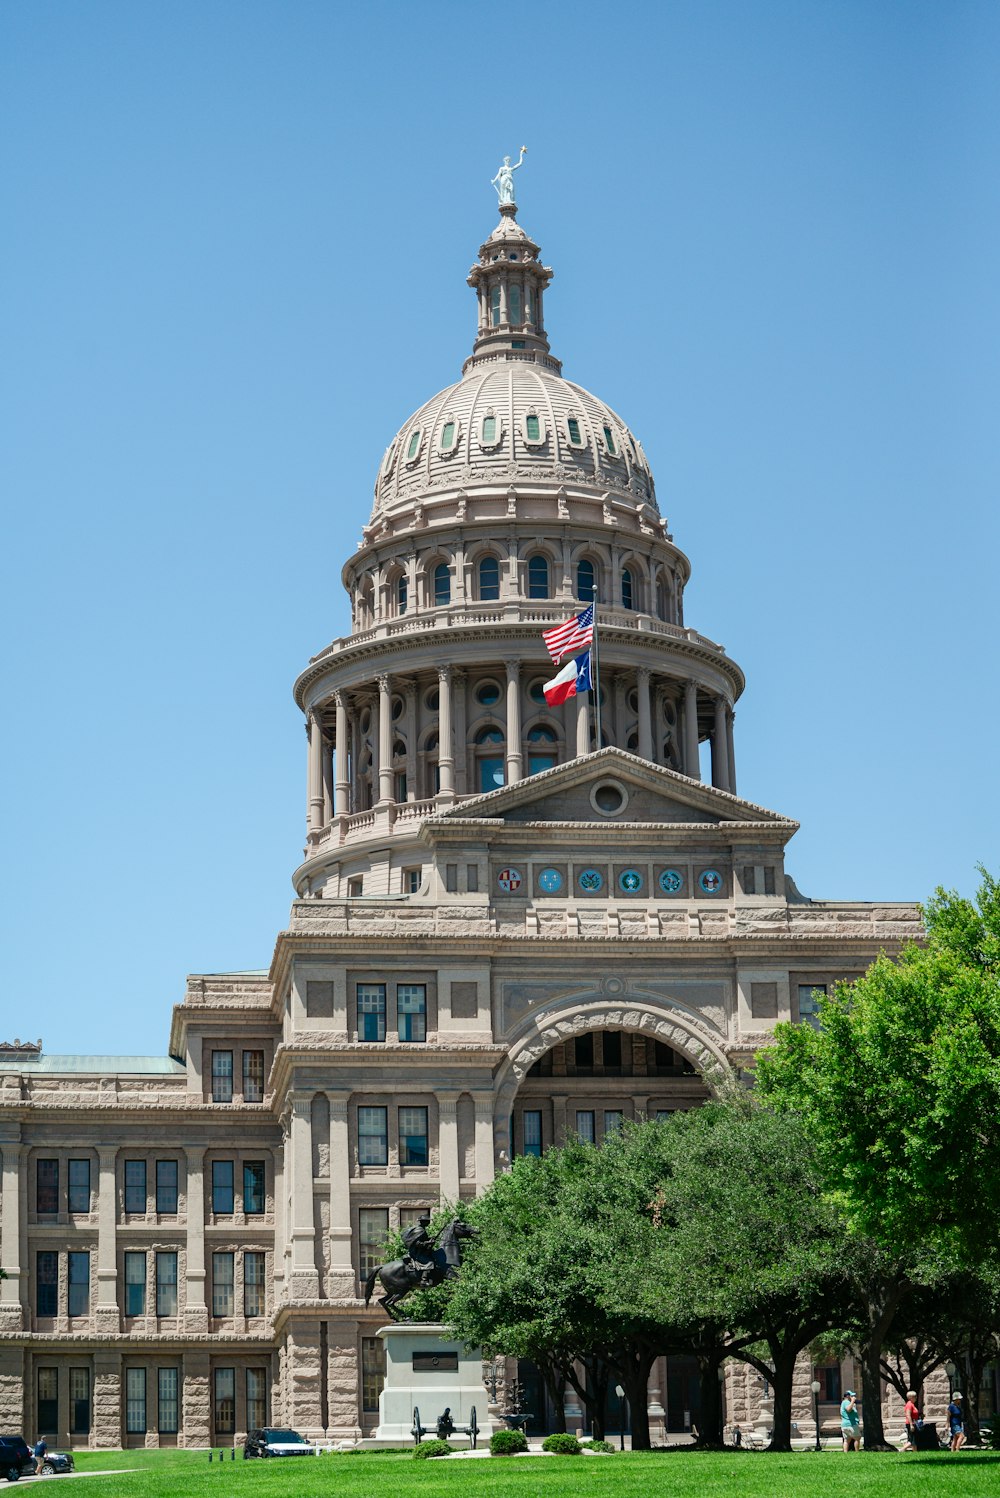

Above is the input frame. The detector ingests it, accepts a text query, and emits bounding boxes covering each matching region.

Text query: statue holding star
[491,146,527,207]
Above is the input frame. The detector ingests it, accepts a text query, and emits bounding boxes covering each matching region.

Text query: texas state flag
[542,650,592,706]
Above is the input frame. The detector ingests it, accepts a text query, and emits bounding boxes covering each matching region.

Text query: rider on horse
[402,1214,439,1289]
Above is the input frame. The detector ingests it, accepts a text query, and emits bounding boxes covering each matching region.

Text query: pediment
[428,749,796,833]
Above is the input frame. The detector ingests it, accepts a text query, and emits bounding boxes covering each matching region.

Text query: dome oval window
[480,413,499,447]
[590,779,629,817]
[476,681,502,707]
[425,690,439,712]
[478,555,500,601]
[433,563,451,607]
[527,554,550,599]
[406,429,422,462]
[566,417,583,446]
[603,424,618,456]
[528,679,547,705]
[391,696,404,722]
[440,420,457,452]
[524,413,543,443]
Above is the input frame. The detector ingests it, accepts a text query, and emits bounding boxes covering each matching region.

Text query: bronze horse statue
[364,1217,477,1320]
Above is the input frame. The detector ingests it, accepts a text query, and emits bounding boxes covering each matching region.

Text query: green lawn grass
[68,1447,1000,1497]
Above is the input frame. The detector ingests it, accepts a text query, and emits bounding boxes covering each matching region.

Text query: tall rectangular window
[603,1109,624,1136]
[125,1368,146,1435]
[357,984,387,1042]
[362,1336,387,1413]
[214,1368,235,1437]
[246,1368,267,1431]
[602,1031,623,1073]
[575,1110,596,1144]
[397,984,427,1043]
[124,1159,147,1214]
[155,1252,178,1316]
[36,1252,58,1317]
[37,1368,58,1433]
[158,1369,179,1435]
[68,1250,90,1316]
[36,1158,59,1214]
[211,1050,233,1103]
[358,1208,390,1278]
[70,1368,91,1435]
[399,1106,429,1167]
[244,1252,266,1317]
[155,1160,178,1215]
[522,1110,543,1157]
[124,1252,146,1316]
[68,1158,91,1214]
[798,984,826,1030]
[212,1252,234,1318]
[242,1049,265,1103]
[211,1160,234,1214]
[243,1161,265,1216]
[358,1107,388,1166]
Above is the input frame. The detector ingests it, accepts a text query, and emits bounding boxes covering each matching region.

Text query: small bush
[582,1438,615,1452]
[542,1432,582,1454]
[983,1417,1000,1451]
[413,1439,453,1460]
[490,1428,529,1456]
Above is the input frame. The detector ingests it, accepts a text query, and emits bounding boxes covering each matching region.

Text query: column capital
[403,678,418,700]
[183,1145,205,1168]
[376,673,391,695]
[97,1146,118,1170]
[637,665,651,685]
[436,663,452,684]
[504,658,521,682]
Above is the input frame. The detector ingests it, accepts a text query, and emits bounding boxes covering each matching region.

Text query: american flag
[542,604,594,664]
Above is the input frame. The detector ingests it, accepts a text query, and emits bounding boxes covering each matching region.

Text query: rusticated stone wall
[182,1351,211,1448]
[92,1352,122,1449]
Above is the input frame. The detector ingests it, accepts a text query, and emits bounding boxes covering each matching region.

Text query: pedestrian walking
[33,1436,47,1475]
[948,1392,965,1452]
[903,1390,920,1451]
[840,1390,861,1451]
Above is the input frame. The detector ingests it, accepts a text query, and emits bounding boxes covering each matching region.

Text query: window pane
[397,573,408,614]
[125,1159,147,1214]
[212,1252,234,1318]
[603,424,617,454]
[155,1252,178,1316]
[244,1252,266,1317]
[576,1110,595,1144]
[242,1050,265,1103]
[433,563,451,606]
[440,420,455,449]
[527,554,549,598]
[528,755,556,776]
[358,1107,388,1166]
[155,1160,178,1214]
[38,1368,58,1434]
[481,415,496,444]
[522,1110,543,1157]
[124,1252,146,1316]
[479,756,505,793]
[37,1158,59,1214]
[622,569,634,610]
[568,417,582,444]
[211,1050,233,1103]
[577,559,596,600]
[525,413,540,441]
[68,1158,91,1214]
[357,984,386,1043]
[158,1369,179,1435]
[406,429,420,460]
[399,1106,429,1167]
[214,1368,235,1437]
[246,1368,267,1431]
[362,1336,387,1413]
[397,985,426,1043]
[126,1368,146,1434]
[604,1110,624,1136]
[602,1031,622,1071]
[490,286,500,327]
[36,1251,58,1317]
[68,1251,90,1316]
[508,283,522,324]
[212,1160,234,1214]
[358,1208,390,1277]
[243,1161,265,1215]
[575,1033,594,1072]
[478,555,500,600]
[70,1367,91,1435]
[798,984,826,1030]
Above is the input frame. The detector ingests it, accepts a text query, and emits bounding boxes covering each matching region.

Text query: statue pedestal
[367,1323,495,1447]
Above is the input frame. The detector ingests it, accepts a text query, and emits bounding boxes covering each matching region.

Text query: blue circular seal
[699,869,723,894]
[618,869,643,894]
[538,868,563,894]
[659,869,683,894]
[578,868,604,893]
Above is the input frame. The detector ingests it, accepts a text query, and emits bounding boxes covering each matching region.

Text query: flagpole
[590,587,602,751]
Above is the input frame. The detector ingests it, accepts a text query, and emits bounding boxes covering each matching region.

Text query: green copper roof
[0,1054,185,1074]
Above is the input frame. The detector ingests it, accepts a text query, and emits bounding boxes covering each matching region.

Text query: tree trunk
[767,1348,799,1453]
[860,1338,894,1450]
[611,1350,657,1451]
[562,1357,607,1441]
[539,1360,567,1434]
[695,1354,724,1448]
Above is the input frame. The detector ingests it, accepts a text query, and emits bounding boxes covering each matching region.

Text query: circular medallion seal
[538,868,563,894]
[497,867,523,893]
[659,869,684,894]
[618,869,643,894]
[578,868,604,893]
[699,869,723,894]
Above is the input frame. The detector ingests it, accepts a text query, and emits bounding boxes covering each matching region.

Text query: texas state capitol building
[0,188,922,1449]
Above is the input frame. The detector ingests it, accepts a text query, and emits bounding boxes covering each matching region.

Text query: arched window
[621,568,634,611]
[478,555,500,601]
[396,573,408,616]
[655,575,667,621]
[508,283,522,325]
[577,558,596,602]
[527,554,550,599]
[433,563,451,607]
[475,726,505,794]
[527,725,558,776]
[423,732,439,798]
[490,286,501,327]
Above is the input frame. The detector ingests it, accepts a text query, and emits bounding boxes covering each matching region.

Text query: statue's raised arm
[491,146,527,206]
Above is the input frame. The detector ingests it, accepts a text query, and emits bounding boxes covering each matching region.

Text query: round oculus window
[538,868,563,894]
[699,869,723,894]
[618,869,643,894]
[590,779,629,816]
[578,868,604,893]
[659,869,684,894]
[476,681,502,706]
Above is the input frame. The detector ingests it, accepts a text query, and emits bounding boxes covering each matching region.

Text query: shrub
[983,1417,1000,1451]
[490,1428,529,1456]
[582,1438,615,1452]
[413,1439,453,1459]
[542,1432,582,1454]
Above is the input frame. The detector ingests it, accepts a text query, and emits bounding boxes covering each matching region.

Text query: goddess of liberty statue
[492,146,527,207]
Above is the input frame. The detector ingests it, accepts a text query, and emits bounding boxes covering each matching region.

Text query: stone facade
[0,200,932,1447]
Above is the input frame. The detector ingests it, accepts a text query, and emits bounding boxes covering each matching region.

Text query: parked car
[38,1451,75,1475]
[243,1428,315,1459]
[0,1437,32,1482]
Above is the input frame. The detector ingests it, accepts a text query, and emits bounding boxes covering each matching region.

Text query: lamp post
[615,1384,627,1451]
[811,1380,822,1452]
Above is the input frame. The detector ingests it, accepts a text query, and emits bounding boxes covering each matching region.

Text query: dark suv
[243,1428,315,1458]
[0,1437,32,1482]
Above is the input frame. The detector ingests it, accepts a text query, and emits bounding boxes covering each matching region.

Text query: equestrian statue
[363,1214,478,1320]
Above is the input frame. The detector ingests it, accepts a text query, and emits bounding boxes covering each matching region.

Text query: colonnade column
[308,713,324,832]
[289,1094,319,1298]
[437,665,455,801]
[683,681,701,781]
[505,660,522,784]
[0,1144,23,1323]
[376,675,393,804]
[334,692,350,817]
[711,696,731,792]
[473,1096,496,1189]
[183,1146,208,1332]
[94,1147,119,1331]
[453,670,467,794]
[437,1094,461,1204]
[726,709,737,796]
[327,1096,355,1296]
[637,667,653,761]
[404,682,417,802]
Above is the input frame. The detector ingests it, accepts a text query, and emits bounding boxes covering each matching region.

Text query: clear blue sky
[2,0,997,1055]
